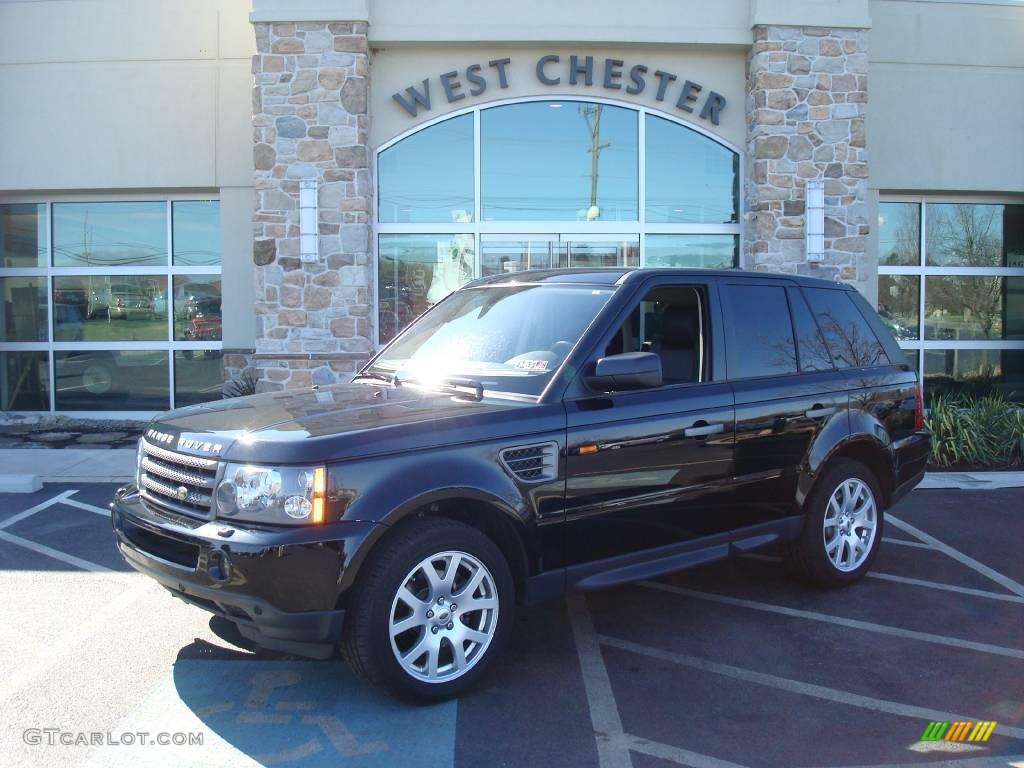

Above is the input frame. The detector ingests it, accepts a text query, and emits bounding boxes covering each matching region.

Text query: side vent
[499,442,558,483]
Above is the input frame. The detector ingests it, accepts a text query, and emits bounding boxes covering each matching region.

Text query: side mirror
[585,352,662,392]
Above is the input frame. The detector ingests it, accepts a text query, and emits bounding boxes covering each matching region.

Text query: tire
[786,459,884,588]
[341,516,514,702]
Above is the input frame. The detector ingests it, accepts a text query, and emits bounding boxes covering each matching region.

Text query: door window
[721,284,798,379]
[787,287,834,372]
[604,286,706,384]
[803,287,890,369]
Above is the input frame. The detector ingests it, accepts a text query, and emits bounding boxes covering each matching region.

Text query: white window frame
[373,95,744,347]
[0,193,222,417]
[877,193,1024,398]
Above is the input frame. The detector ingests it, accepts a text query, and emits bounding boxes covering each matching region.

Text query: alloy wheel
[822,478,878,572]
[389,550,499,684]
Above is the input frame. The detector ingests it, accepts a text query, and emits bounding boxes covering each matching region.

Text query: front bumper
[111,486,380,659]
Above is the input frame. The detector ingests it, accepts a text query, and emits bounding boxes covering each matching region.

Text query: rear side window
[803,287,890,369]
[787,287,834,372]
[722,284,797,379]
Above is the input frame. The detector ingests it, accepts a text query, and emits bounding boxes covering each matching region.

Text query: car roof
[465,268,851,290]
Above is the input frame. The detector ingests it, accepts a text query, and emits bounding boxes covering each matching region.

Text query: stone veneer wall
[249,21,373,392]
[744,25,869,288]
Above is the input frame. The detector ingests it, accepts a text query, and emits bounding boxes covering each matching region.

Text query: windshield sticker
[514,359,550,371]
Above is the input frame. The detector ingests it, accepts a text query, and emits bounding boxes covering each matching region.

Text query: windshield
[369,283,614,397]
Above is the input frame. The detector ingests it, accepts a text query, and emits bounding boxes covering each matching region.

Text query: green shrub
[222,369,259,399]
[926,391,1024,468]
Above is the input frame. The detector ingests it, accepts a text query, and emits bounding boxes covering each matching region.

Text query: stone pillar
[744,25,869,289]
[250,20,372,391]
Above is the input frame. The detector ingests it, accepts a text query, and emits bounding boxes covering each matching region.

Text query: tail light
[914,382,924,430]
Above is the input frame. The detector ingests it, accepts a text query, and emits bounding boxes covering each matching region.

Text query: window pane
[605,286,706,383]
[378,114,474,224]
[804,287,890,368]
[876,275,919,341]
[173,276,221,341]
[55,350,169,410]
[645,235,736,268]
[924,276,1023,341]
[53,202,167,267]
[1,277,47,342]
[173,201,220,265]
[787,287,833,371]
[926,203,1024,267]
[175,350,224,406]
[878,202,920,266]
[53,276,168,342]
[481,238,564,277]
[0,203,47,268]
[564,239,638,269]
[722,284,797,378]
[924,348,1024,404]
[645,115,737,224]
[378,234,475,344]
[903,349,920,372]
[482,101,638,221]
[2,351,49,410]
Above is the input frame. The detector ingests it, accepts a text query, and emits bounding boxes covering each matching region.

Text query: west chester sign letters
[392,55,727,126]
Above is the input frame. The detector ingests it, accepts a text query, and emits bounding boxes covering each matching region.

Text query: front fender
[329,446,559,594]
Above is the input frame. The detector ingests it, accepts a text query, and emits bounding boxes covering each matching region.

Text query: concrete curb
[917,472,1024,490]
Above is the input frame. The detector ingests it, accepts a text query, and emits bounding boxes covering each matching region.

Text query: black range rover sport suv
[111,269,930,700]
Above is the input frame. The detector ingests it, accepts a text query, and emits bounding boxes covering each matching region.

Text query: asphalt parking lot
[1,484,1022,768]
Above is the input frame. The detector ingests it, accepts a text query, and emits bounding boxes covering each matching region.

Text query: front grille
[139,439,220,520]
[499,442,558,483]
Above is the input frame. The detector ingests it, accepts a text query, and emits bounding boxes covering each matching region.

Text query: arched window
[376,99,741,343]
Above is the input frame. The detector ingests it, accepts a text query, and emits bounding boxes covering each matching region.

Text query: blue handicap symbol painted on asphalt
[173,660,456,767]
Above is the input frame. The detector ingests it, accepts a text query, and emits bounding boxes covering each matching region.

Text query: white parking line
[867,571,1024,605]
[0,529,111,573]
[736,553,1024,604]
[62,495,112,517]
[600,635,1024,741]
[880,537,934,550]
[0,489,76,530]
[640,581,1024,660]
[623,734,750,768]
[888,513,1024,598]
[567,592,633,768]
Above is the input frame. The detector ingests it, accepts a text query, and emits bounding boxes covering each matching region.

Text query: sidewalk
[0,448,135,492]
[0,446,1022,493]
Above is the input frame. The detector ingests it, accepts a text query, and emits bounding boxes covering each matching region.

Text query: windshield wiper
[436,376,485,401]
[402,375,484,401]
[354,367,402,387]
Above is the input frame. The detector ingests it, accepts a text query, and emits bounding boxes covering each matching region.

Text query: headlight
[215,464,326,525]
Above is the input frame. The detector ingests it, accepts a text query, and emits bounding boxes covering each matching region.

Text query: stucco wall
[867,0,1024,194]
[0,0,257,349]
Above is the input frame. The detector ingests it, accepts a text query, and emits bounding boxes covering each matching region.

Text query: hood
[147,380,562,464]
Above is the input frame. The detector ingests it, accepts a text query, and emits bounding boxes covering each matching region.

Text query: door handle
[684,422,725,438]
[805,406,836,419]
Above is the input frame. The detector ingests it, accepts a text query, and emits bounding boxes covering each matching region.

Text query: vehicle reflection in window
[55,350,169,410]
